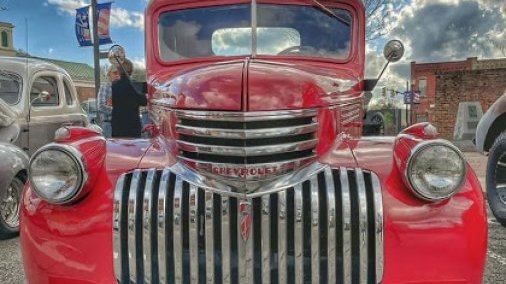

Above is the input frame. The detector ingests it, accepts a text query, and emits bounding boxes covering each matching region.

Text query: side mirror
[108,44,126,65]
[383,40,405,63]
[28,91,52,122]
[364,39,405,92]
[108,44,129,76]
[31,91,52,105]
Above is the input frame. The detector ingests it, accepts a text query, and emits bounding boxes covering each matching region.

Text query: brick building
[411,57,506,139]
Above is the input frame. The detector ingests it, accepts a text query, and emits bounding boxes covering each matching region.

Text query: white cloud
[131,57,146,69]
[46,0,144,30]
[48,48,54,54]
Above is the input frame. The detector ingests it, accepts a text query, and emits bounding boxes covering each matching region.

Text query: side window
[418,78,427,97]
[30,76,59,107]
[1,31,7,48]
[63,81,74,105]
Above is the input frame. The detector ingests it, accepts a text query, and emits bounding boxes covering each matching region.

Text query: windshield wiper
[311,0,351,26]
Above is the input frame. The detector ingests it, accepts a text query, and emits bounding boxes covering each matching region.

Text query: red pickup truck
[20,1,487,283]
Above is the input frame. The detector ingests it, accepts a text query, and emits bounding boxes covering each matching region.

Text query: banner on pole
[97,2,113,45]
[75,6,92,47]
[404,91,421,104]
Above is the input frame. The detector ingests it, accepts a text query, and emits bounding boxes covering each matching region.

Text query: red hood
[151,59,361,111]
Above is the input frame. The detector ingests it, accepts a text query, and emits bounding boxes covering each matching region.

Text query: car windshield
[0,71,22,105]
[159,4,352,61]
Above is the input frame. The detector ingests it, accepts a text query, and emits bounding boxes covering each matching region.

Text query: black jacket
[111,76,148,138]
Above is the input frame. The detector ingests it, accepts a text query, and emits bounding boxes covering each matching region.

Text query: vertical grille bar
[340,167,352,284]
[261,195,271,284]
[355,169,369,284]
[113,175,127,282]
[278,191,288,284]
[324,168,337,283]
[221,196,231,284]
[127,170,144,283]
[205,192,215,283]
[189,185,199,283]
[293,184,304,284]
[310,176,319,284]
[173,177,184,282]
[237,199,254,282]
[157,169,170,284]
[371,174,384,282]
[142,170,157,283]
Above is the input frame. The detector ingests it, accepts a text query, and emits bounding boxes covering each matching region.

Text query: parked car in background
[0,98,28,239]
[0,57,87,155]
[476,91,506,226]
[81,98,98,124]
[0,56,87,238]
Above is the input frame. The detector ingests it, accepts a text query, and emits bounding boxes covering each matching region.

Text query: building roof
[31,57,95,82]
[0,22,14,28]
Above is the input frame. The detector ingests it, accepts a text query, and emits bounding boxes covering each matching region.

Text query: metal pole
[410,83,415,125]
[405,81,408,128]
[91,0,101,124]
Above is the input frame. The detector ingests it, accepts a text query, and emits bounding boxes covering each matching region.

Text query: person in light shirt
[97,65,120,138]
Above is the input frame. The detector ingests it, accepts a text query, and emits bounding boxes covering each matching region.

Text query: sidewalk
[464,152,487,190]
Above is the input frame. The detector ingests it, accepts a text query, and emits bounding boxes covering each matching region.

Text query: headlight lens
[29,145,87,204]
[407,141,467,201]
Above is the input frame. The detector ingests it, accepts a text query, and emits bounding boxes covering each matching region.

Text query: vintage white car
[0,56,87,238]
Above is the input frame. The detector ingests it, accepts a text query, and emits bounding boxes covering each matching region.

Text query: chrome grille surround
[175,109,319,190]
[113,163,384,283]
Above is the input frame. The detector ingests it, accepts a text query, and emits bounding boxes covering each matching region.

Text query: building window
[417,114,428,123]
[418,78,427,97]
[1,31,8,48]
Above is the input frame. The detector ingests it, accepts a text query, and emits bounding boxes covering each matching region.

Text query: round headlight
[29,144,87,204]
[407,140,467,201]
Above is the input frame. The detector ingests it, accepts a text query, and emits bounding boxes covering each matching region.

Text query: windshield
[159,4,352,61]
[0,71,22,105]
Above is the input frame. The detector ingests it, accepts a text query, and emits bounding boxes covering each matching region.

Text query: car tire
[0,177,24,239]
[486,131,506,227]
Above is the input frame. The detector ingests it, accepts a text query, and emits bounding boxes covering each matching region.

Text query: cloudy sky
[1,0,505,87]
[367,0,506,89]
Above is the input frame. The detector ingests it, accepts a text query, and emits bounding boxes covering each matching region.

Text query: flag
[97,2,113,45]
[75,6,92,47]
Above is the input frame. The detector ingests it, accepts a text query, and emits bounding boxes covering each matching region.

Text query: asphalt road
[1,153,505,283]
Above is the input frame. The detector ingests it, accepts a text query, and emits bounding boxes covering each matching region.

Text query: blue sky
[0,0,147,66]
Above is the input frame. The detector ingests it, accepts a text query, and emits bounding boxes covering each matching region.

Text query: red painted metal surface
[21,134,487,284]
[20,0,486,283]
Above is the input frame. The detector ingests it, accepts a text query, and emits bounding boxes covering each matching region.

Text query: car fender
[476,92,506,153]
[0,142,29,191]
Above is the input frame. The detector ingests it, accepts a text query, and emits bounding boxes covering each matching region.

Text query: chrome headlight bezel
[28,143,88,204]
[406,140,467,202]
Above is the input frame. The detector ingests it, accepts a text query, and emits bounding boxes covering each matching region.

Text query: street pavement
[0,152,505,283]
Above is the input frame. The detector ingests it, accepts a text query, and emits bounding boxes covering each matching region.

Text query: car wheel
[0,177,24,239]
[486,131,506,227]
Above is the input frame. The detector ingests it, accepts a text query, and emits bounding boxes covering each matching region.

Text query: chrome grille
[175,109,318,168]
[113,165,384,283]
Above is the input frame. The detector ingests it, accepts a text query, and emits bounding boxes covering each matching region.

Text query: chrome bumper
[113,164,384,283]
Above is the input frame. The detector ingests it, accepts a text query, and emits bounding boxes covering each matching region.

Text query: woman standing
[111,59,148,138]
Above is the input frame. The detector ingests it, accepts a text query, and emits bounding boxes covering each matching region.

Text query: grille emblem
[239,201,252,242]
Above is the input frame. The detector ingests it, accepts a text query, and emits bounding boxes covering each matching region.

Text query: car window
[30,76,59,107]
[63,80,74,105]
[0,71,22,105]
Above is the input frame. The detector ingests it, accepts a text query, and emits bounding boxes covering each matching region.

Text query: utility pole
[91,0,101,120]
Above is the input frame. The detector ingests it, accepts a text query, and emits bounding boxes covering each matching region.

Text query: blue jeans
[101,121,112,138]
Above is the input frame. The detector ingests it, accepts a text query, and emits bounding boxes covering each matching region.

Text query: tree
[364,0,392,41]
